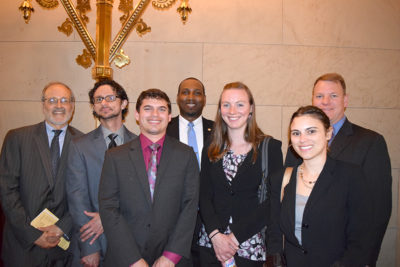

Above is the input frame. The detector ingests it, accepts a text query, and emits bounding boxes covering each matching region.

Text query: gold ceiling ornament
[20,0,192,80]
[152,0,176,9]
[58,18,74,36]
[114,49,130,68]
[118,0,134,24]
[135,18,151,36]
[76,49,93,69]
[36,0,58,8]
[19,0,35,24]
[177,0,191,24]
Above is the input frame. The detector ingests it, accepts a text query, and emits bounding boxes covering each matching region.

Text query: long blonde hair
[208,82,265,163]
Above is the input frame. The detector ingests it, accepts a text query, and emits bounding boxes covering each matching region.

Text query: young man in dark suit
[285,73,392,266]
[0,82,83,266]
[66,80,136,267]
[99,89,199,267]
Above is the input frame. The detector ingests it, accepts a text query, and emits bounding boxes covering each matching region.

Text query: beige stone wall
[1,0,399,265]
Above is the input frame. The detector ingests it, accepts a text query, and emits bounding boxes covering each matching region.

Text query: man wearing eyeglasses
[66,79,136,267]
[0,82,82,266]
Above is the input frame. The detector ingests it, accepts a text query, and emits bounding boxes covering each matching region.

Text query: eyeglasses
[42,97,74,105]
[93,95,119,104]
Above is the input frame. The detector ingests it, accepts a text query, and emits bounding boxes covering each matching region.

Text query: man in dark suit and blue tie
[66,80,136,267]
[99,89,199,267]
[0,82,82,266]
[285,73,392,266]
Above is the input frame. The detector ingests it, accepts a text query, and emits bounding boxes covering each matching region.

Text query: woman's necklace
[299,164,317,189]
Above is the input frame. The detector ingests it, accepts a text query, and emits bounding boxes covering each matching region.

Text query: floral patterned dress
[198,150,266,261]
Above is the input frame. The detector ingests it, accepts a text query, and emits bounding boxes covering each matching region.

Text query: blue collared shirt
[45,122,68,156]
[332,116,346,136]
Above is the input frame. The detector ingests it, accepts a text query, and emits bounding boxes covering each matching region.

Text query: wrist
[209,231,220,240]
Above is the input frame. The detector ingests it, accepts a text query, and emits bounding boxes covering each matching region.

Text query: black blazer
[284,118,391,264]
[199,138,282,243]
[0,121,82,266]
[268,157,370,267]
[99,136,199,267]
[166,116,214,143]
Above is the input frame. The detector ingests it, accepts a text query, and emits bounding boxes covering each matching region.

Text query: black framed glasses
[93,95,119,104]
[42,97,74,105]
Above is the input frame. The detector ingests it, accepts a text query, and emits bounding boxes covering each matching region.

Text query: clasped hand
[34,225,63,249]
[211,232,239,263]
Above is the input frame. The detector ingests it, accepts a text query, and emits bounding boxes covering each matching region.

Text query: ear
[343,94,349,108]
[326,126,333,141]
[135,109,140,122]
[168,113,172,123]
[121,99,128,110]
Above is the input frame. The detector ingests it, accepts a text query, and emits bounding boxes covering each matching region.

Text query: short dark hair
[290,105,331,132]
[89,79,129,120]
[313,73,346,94]
[136,89,171,114]
[41,82,75,102]
[177,77,205,95]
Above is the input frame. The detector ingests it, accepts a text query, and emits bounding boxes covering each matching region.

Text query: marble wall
[1,0,399,265]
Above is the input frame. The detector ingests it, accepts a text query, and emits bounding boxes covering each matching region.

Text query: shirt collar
[140,133,166,150]
[178,114,202,127]
[101,125,125,142]
[45,121,68,133]
[332,115,346,136]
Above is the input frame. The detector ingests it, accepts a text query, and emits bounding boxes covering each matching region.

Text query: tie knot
[52,130,62,137]
[188,122,194,129]
[149,143,160,151]
[108,133,117,141]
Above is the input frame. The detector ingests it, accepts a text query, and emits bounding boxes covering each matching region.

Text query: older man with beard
[0,82,82,267]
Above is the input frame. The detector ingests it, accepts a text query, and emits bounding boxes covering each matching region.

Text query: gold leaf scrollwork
[152,0,176,9]
[136,18,151,37]
[114,49,130,69]
[118,0,134,25]
[58,18,73,36]
[76,49,92,69]
[177,0,191,24]
[36,0,58,8]
[76,0,91,25]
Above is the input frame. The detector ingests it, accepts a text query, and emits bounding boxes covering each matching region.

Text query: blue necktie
[188,122,200,167]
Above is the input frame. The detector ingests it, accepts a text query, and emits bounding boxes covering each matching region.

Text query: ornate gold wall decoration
[136,18,151,36]
[36,0,58,9]
[19,0,35,24]
[58,18,74,36]
[21,0,192,80]
[114,49,130,68]
[118,0,134,24]
[152,0,176,9]
[76,49,92,69]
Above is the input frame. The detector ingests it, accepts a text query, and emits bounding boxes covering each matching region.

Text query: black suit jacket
[284,118,392,263]
[0,121,82,266]
[199,138,283,243]
[98,136,199,267]
[166,116,214,143]
[268,157,370,267]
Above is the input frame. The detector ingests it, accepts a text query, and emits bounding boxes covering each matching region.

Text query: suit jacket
[0,121,82,267]
[284,118,392,263]
[98,136,199,267]
[199,138,283,243]
[166,116,214,143]
[66,125,136,261]
[268,157,370,267]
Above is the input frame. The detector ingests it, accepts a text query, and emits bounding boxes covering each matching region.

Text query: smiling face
[135,97,172,142]
[312,80,348,125]
[220,88,253,134]
[93,84,127,122]
[290,115,332,162]
[177,79,206,121]
[42,84,74,129]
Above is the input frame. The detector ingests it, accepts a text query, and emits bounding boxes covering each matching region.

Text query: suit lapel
[128,138,153,205]
[329,119,353,158]
[202,117,213,141]
[34,122,54,188]
[282,167,298,243]
[122,125,137,143]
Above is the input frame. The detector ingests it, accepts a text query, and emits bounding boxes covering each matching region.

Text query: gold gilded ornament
[177,0,191,24]
[36,0,58,8]
[152,0,176,9]
[114,49,130,68]
[136,18,151,37]
[119,0,133,24]
[58,18,74,36]
[19,0,35,24]
[76,49,92,69]
[76,0,91,25]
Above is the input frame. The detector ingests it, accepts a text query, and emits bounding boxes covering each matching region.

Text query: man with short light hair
[285,73,392,266]
[0,82,82,266]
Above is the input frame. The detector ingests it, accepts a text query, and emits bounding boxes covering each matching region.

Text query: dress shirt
[138,133,182,264]
[101,125,125,147]
[178,115,204,165]
[45,122,67,156]
[332,116,346,137]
